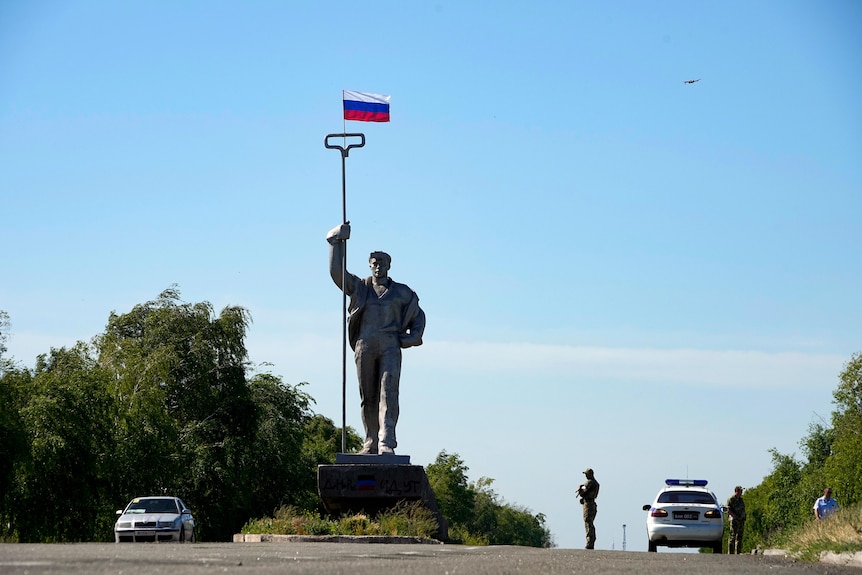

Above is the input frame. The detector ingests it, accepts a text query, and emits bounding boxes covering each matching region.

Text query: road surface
[1,542,859,575]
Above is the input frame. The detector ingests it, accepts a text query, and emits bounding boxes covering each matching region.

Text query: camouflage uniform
[726,487,746,554]
[578,468,600,549]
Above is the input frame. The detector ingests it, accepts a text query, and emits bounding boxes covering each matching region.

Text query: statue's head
[369,251,391,278]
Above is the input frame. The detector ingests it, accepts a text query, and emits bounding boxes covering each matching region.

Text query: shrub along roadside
[241,501,440,539]
[774,504,862,561]
[732,351,862,556]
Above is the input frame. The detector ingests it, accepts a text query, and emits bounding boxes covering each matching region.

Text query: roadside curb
[820,551,862,568]
[760,549,862,569]
[760,549,796,558]
[233,533,443,545]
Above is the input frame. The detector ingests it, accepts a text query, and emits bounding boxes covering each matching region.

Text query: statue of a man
[327,223,426,455]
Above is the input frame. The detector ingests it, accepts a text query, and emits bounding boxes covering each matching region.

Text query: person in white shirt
[813,487,839,520]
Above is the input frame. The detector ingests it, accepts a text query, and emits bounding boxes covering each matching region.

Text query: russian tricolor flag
[343,90,390,122]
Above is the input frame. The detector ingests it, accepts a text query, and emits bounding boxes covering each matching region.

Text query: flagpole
[324,132,365,454]
[326,89,386,454]
[340,151,347,455]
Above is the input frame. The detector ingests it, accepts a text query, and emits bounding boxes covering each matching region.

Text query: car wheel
[180,526,186,542]
[648,541,657,553]
[712,541,722,554]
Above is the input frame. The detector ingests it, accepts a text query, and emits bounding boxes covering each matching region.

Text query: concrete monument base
[318,458,448,541]
[335,452,411,464]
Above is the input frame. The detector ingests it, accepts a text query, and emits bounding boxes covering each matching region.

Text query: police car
[642,479,724,553]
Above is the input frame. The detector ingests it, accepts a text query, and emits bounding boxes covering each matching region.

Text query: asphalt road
[1,542,859,575]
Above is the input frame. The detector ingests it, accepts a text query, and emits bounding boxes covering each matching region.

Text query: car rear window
[657,491,716,504]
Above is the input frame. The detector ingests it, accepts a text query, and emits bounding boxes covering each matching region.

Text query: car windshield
[657,491,716,505]
[126,498,179,514]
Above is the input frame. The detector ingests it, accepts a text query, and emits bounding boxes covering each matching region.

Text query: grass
[781,505,862,561]
[241,501,440,539]
[244,502,862,556]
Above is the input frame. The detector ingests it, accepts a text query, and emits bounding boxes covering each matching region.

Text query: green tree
[740,350,862,551]
[426,451,475,527]
[0,310,9,363]
[0,312,28,540]
[824,352,862,504]
[1,307,363,542]
[494,504,551,548]
[743,449,808,549]
[92,287,341,540]
[469,476,552,547]
[0,310,16,378]
[239,374,318,515]
[801,421,834,470]
[97,287,260,540]
[426,451,553,547]
[302,413,362,466]
[13,344,117,542]
[0,372,24,539]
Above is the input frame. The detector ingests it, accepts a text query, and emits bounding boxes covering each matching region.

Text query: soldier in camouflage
[726,485,746,554]
[577,468,600,549]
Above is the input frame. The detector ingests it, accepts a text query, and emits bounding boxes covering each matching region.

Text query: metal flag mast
[324,132,365,453]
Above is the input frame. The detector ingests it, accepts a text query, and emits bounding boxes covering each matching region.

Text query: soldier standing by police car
[726,485,746,554]
[577,468,600,549]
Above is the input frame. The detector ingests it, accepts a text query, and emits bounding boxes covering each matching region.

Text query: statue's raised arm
[327,222,352,292]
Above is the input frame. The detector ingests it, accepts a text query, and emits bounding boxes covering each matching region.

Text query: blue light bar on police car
[665,479,708,486]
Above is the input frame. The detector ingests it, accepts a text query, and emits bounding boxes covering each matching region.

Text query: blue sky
[2,1,860,550]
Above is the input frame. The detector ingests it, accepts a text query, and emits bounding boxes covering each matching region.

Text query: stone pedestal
[335,453,411,465]
[318,458,448,541]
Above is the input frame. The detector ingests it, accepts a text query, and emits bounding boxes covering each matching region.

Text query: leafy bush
[741,351,862,555]
[426,451,553,547]
[240,506,335,536]
[784,504,862,561]
[241,502,439,539]
[376,501,439,537]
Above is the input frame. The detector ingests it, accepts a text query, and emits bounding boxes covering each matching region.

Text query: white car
[642,479,724,553]
[114,496,196,543]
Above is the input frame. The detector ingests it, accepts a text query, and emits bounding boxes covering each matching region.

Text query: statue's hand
[326,222,351,244]
[399,332,423,348]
